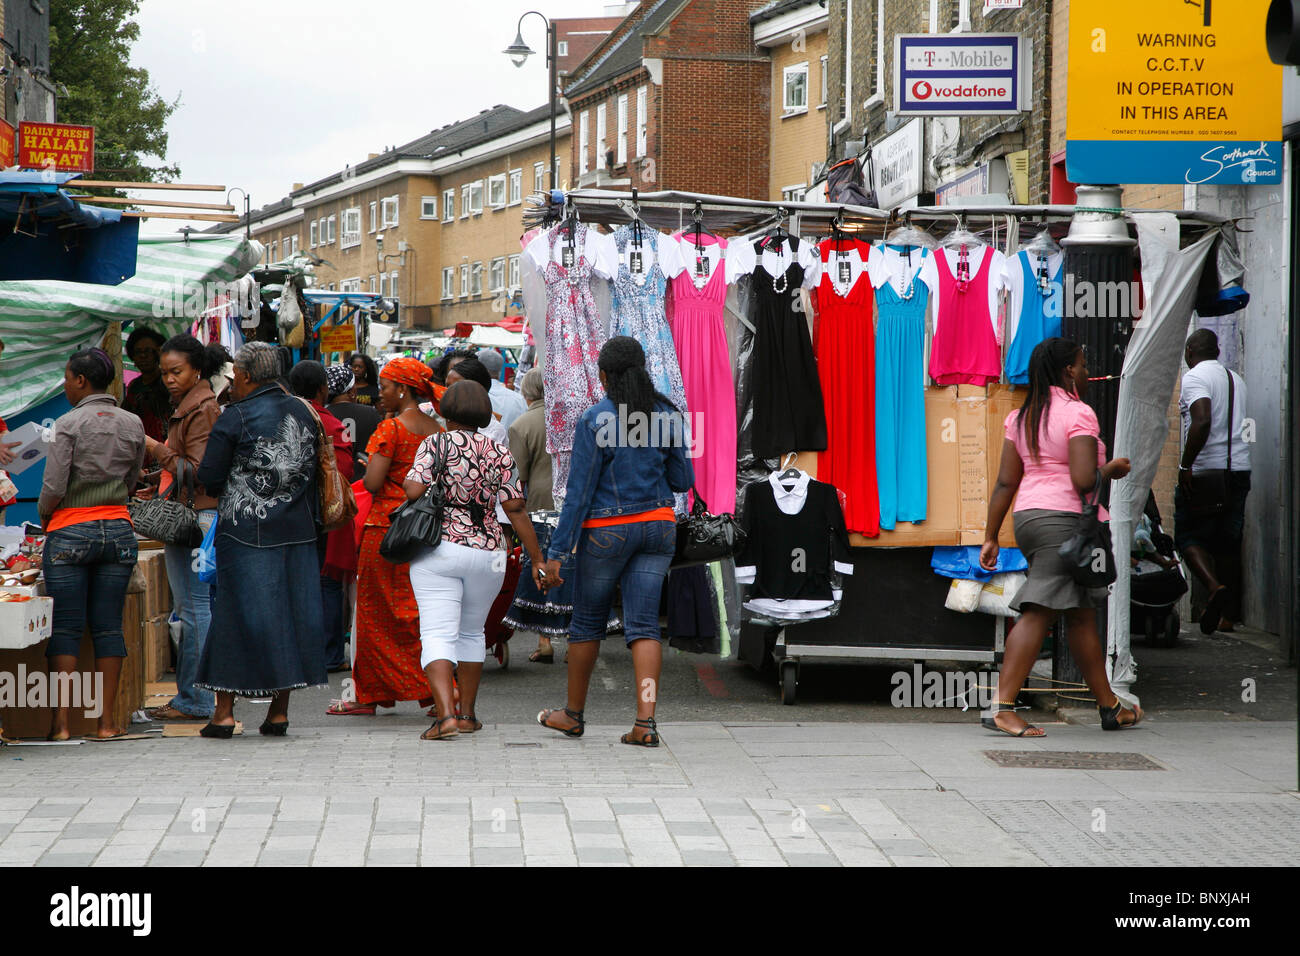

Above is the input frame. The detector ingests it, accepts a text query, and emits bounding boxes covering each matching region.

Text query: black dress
[748,237,828,459]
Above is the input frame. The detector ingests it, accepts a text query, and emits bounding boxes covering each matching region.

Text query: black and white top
[735,472,853,619]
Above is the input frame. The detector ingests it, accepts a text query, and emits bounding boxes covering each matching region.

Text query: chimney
[368,153,379,160]
[292,183,303,191]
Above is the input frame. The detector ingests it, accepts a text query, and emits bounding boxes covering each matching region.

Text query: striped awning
[0,235,263,418]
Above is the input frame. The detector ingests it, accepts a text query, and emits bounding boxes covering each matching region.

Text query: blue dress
[874,244,929,530]
[608,225,689,414]
[1005,251,1064,385]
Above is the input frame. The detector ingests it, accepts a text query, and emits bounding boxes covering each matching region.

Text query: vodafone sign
[895,33,1030,116]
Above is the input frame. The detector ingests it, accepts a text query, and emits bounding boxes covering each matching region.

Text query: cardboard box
[143,614,173,684]
[0,591,144,738]
[136,550,173,621]
[0,595,53,650]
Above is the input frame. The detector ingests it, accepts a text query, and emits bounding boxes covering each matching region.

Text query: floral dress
[609,225,688,414]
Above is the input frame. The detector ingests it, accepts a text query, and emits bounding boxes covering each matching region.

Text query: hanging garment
[664,232,744,514]
[734,471,853,621]
[924,244,1007,386]
[525,222,614,500]
[746,236,827,461]
[868,243,930,529]
[609,224,689,413]
[1004,250,1064,385]
[815,236,879,536]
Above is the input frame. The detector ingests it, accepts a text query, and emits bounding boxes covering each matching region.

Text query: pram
[1130,493,1188,647]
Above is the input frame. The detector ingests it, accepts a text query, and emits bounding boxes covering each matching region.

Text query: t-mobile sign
[894,33,1030,116]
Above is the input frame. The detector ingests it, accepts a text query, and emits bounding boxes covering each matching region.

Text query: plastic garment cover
[1107,213,1218,700]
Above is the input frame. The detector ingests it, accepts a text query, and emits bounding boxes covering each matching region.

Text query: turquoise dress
[1005,251,1064,385]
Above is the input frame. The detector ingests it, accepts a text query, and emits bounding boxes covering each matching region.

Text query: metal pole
[549,22,558,191]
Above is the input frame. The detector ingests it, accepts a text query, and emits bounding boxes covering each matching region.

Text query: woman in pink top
[980,338,1138,737]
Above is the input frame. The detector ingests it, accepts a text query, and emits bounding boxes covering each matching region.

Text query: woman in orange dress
[328,357,442,714]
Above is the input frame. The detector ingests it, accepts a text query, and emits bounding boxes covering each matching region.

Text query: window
[636,86,647,157]
[783,63,809,114]
[820,55,828,106]
[509,169,522,205]
[291,235,299,256]
[596,103,607,168]
[271,240,279,262]
[460,184,471,218]
[470,262,483,296]
[781,185,806,202]
[469,180,484,215]
[341,277,361,293]
[488,174,507,208]
[460,264,469,296]
[557,40,568,56]
[326,214,337,244]
[442,267,455,299]
[534,161,545,192]
[489,257,505,293]
[342,207,361,248]
[616,93,628,164]
[442,188,454,221]
[310,220,317,247]
[378,273,386,296]
[579,110,590,175]
[390,271,399,300]
[318,217,327,244]
[381,195,399,227]
[508,255,520,290]
[369,275,376,293]
[421,196,437,219]
[369,201,377,233]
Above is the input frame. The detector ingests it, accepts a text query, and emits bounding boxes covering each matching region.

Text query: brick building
[826,0,1053,207]
[555,8,635,77]
[563,0,773,199]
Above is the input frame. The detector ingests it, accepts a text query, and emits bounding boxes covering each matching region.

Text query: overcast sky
[129,0,616,234]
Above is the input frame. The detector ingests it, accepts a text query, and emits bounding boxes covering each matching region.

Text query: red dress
[815,238,879,536]
[353,416,438,705]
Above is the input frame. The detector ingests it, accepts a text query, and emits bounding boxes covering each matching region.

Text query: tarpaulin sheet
[1106,213,1217,699]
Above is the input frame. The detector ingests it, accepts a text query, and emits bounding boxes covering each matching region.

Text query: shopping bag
[196,517,218,584]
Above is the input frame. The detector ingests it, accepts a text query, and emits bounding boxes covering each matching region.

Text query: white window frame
[783,62,809,115]
[381,195,399,228]
[470,262,483,296]
[421,195,438,219]
[579,110,590,175]
[489,257,505,293]
[508,168,522,206]
[820,55,828,107]
[469,180,484,215]
[341,276,361,293]
[327,214,337,244]
[369,275,376,293]
[378,273,386,296]
[369,201,377,233]
[291,235,299,256]
[596,103,607,168]
[460,264,469,296]
[636,86,647,157]
[342,207,361,248]
[557,40,568,56]
[460,184,471,219]
[508,254,520,290]
[442,267,455,300]
[271,240,279,262]
[442,188,455,222]
[534,161,545,192]
[390,271,399,300]
[310,220,317,248]
[616,93,629,165]
[488,173,507,209]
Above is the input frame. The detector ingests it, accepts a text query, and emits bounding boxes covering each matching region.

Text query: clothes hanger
[1020,221,1060,256]
[940,214,981,249]
[775,451,804,485]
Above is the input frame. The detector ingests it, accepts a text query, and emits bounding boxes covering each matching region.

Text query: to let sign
[894,33,1030,115]
[17,123,95,173]
[1066,0,1282,185]
[0,120,15,168]
[319,323,358,354]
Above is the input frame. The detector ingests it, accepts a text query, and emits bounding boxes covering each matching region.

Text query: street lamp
[503,10,558,191]
[226,187,250,240]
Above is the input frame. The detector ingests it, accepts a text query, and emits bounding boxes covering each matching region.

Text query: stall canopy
[0,234,263,419]
[0,171,140,285]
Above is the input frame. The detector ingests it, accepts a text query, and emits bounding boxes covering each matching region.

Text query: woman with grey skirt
[979,338,1139,737]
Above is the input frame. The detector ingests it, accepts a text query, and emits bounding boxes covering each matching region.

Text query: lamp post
[503,11,558,191]
[226,187,251,240]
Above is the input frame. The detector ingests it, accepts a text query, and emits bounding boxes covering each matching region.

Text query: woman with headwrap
[328,356,444,716]
[192,342,326,738]
[38,348,147,740]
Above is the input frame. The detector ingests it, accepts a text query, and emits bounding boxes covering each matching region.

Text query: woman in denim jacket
[537,336,694,747]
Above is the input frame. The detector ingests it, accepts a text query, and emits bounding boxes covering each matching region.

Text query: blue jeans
[42,519,138,658]
[569,520,675,645]
[163,510,217,717]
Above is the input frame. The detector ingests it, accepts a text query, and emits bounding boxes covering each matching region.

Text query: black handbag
[672,486,746,568]
[1058,470,1117,588]
[379,439,446,564]
[1186,364,1234,517]
[128,457,201,546]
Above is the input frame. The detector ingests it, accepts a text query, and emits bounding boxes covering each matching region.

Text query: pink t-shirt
[1004,387,1108,517]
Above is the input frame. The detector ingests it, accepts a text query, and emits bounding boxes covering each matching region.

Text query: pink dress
[928,246,1002,386]
[668,233,737,514]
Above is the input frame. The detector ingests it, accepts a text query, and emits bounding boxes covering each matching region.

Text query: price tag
[630,250,643,274]
[695,254,710,277]
[838,260,852,284]
[561,246,575,269]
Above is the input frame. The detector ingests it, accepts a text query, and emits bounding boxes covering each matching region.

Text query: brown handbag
[298,398,358,532]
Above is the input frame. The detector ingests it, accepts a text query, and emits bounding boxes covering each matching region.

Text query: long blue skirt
[195,537,327,697]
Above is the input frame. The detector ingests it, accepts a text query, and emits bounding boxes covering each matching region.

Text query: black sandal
[980,701,1045,738]
[1099,696,1142,731]
[621,717,660,747]
[259,719,289,737]
[420,716,460,741]
[200,722,236,739]
[455,713,483,733]
[537,707,584,738]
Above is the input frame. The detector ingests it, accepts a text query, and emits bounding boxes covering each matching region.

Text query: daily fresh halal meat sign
[17,123,95,174]
[894,34,1030,115]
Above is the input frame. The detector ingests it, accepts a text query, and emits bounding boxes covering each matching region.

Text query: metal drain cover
[983,750,1164,771]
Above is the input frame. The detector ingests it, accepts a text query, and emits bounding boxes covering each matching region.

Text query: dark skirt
[503,514,573,635]
[1011,509,1108,612]
[195,537,327,696]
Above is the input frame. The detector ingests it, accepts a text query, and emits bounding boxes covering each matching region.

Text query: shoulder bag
[1186,365,1234,517]
[380,435,447,564]
[672,486,746,568]
[299,398,358,532]
[128,457,201,546]
[1058,469,1117,588]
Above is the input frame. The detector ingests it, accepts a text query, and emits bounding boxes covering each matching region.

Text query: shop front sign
[894,33,1030,115]
[871,120,923,210]
[0,120,15,168]
[319,323,358,354]
[1066,0,1282,185]
[17,122,95,173]
[935,160,1012,205]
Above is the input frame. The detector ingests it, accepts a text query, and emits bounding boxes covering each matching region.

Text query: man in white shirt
[1176,329,1251,635]
[478,349,527,433]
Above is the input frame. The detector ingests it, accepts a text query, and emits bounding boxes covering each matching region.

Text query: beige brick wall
[768,30,829,201]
